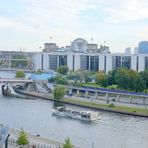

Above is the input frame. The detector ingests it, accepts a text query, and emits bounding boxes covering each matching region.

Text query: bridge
[0,78,33,83]
[56,85,148,105]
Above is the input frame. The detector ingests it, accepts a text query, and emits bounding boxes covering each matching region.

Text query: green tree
[15,70,25,78]
[53,86,65,100]
[115,68,129,90]
[83,70,91,84]
[107,69,117,85]
[139,69,148,88]
[56,77,68,85]
[35,69,43,74]
[57,65,69,75]
[63,137,74,148]
[11,54,28,68]
[17,129,29,146]
[95,71,107,87]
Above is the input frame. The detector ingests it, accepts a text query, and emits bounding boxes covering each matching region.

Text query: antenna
[104,41,106,46]
[91,37,93,43]
[50,36,52,43]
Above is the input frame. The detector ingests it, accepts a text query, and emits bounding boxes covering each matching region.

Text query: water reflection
[53,101,64,108]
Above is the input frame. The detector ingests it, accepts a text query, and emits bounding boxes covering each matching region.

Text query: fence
[8,137,61,148]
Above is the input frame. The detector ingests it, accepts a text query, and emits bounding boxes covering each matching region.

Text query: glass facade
[112,56,121,69]
[49,55,58,70]
[80,55,89,70]
[90,56,99,71]
[59,55,67,66]
[122,56,131,69]
[145,57,148,69]
[138,41,148,54]
[112,56,131,69]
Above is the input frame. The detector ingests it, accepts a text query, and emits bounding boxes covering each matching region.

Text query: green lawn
[82,83,101,88]
[62,98,148,115]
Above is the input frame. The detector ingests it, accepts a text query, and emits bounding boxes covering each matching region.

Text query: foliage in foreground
[57,65,69,75]
[63,137,74,148]
[15,70,25,78]
[53,86,65,100]
[11,54,28,68]
[17,129,29,146]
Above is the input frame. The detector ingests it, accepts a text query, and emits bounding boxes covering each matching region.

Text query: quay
[8,128,62,148]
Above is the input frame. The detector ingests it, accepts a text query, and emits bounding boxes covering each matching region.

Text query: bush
[15,70,25,78]
[108,103,115,108]
[53,86,65,100]
[63,137,74,148]
[57,65,69,75]
[17,129,29,146]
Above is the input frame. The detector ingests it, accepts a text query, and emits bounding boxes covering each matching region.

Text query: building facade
[138,41,148,54]
[32,52,148,73]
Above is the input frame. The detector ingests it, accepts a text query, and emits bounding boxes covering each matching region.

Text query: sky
[0,0,148,53]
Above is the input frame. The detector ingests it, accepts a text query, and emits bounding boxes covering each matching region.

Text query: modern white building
[32,38,148,73]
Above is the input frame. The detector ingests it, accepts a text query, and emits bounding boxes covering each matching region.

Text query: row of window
[48,55,148,71]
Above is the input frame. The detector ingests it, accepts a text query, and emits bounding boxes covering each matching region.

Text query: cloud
[103,0,148,23]
[0,16,20,28]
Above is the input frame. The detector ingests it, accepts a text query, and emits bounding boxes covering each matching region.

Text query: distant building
[125,47,131,54]
[138,41,148,54]
[43,43,58,52]
[97,45,110,53]
[134,47,138,54]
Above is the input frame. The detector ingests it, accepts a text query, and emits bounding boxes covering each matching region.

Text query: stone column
[69,89,72,96]
[105,93,109,101]
[117,94,120,102]
[95,92,98,99]
[143,97,146,105]
[129,96,132,104]
[77,89,80,96]
[85,91,88,98]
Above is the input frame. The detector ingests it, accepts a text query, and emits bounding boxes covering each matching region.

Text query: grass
[82,83,101,88]
[61,98,148,115]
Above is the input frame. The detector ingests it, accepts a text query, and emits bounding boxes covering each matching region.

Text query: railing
[8,137,61,148]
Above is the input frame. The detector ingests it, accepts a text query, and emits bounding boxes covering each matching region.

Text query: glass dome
[70,38,88,52]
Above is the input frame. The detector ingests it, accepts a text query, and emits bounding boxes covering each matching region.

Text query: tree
[15,70,25,78]
[139,69,148,88]
[11,54,28,68]
[57,65,69,75]
[17,129,29,146]
[63,137,74,148]
[53,86,65,100]
[107,69,117,85]
[95,71,107,87]
[115,68,129,90]
[35,69,43,74]
[83,70,91,84]
[56,77,68,85]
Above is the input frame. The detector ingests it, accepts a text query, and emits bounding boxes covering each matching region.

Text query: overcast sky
[0,0,148,53]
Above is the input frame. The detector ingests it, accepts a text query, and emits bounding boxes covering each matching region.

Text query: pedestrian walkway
[9,128,62,148]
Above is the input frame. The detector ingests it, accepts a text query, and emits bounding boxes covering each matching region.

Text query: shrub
[108,103,115,108]
[17,129,29,146]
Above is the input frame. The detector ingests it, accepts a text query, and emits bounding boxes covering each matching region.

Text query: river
[0,71,148,148]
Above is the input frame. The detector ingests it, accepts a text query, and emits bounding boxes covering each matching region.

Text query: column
[95,92,98,99]
[77,89,80,96]
[129,96,132,104]
[117,94,120,102]
[85,91,88,98]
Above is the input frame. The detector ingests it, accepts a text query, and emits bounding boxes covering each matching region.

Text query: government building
[32,38,148,73]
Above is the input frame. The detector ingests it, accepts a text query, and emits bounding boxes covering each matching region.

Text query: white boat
[52,107,100,122]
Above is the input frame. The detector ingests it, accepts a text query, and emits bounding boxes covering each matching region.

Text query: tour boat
[52,107,100,122]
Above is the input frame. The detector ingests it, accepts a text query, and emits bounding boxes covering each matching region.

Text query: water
[0,71,148,148]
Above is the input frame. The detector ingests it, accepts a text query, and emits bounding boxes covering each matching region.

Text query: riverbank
[14,88,148,117]
[9,128,62,148]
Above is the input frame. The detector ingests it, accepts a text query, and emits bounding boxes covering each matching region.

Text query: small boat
[52,107,100,122]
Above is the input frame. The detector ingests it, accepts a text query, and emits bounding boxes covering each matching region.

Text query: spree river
[0,71,148,148]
